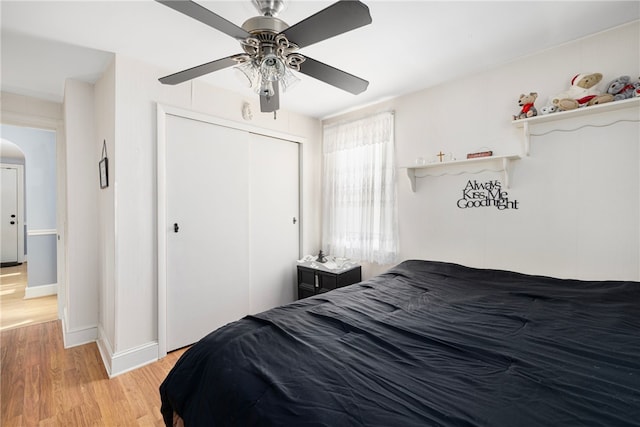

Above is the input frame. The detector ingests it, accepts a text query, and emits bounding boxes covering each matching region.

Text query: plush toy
[552,73,613,111]
[634,78,640,97]
[605,75,637,101]
[540,105,558,115]
[513,92,538,120]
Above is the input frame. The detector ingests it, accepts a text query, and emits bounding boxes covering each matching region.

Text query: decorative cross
[437,151,445,162]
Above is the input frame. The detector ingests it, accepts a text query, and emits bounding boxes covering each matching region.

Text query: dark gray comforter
[160,260,640,426]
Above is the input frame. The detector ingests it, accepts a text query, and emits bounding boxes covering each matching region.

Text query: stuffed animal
[552,73,613,111]
[605,75,637,101]
[634,78,640,97]
[513,92,538,120]
[540,105,558,115]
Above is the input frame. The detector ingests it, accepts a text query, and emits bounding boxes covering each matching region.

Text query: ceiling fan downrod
[252,0,286,17]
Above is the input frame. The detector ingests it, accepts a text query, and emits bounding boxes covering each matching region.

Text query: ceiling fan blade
[260,81,280,113]
[280,0,372,49]
[159,55,239,85]
[156,0,250,40]
[297,56,368,95]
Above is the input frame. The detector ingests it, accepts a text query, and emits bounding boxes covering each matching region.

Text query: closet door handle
[173,223,179,233]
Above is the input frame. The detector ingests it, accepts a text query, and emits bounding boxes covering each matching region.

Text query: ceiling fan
[156,0,372,114]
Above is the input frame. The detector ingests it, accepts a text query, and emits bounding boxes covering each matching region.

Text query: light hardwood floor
[1,263,58,331]
[1,320,188,426]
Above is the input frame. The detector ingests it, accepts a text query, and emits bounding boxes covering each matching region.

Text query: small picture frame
[99,157,109,188]
[99,139,109,189]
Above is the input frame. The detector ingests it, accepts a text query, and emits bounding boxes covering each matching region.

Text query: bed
[160,260,640,426]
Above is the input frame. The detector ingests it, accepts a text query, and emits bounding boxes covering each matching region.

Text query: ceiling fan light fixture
[234,60,260,88]
[259,53,286,82]
[280,68,300,92]
[259,80,275,98]
[236,53,298,96]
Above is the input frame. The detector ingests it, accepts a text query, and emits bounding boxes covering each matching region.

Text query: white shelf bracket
[523,121,530,156]
[502,157,512,189]
[406,168,416,192]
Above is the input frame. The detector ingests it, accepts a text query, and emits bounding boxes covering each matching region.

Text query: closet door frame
[156,104,305,357]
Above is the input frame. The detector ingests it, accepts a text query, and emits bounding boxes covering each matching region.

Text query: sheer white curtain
[322,111,398,265]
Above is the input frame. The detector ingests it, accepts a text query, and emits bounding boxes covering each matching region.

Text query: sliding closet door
[165,115,250,352]
[248,134,300,314]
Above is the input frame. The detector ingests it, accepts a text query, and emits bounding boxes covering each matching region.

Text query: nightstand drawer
[319,274,337,291]
[296,263,361,300]
[298,282,316,299]
[298,269,316,288]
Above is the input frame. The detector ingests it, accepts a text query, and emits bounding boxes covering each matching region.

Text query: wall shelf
[403,99,638,193]
[404,154,521,192]
[512,97,640,155]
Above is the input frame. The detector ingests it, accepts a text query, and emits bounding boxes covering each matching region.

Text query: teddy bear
[606,75,637,101]
[540,105,558,115]
[552,73,613,111]
[513,92,538,120]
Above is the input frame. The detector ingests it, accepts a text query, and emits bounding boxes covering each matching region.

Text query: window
[322,111,398,265]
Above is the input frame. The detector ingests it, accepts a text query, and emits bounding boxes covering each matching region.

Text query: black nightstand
[297,261,361,300]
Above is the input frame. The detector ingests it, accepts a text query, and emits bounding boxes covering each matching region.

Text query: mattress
[160,260,640,426]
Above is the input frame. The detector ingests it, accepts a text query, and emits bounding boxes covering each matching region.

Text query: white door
[163,113,301,352]
[248,134,299,314]
[165,115,250,351]
[1,167,19,264]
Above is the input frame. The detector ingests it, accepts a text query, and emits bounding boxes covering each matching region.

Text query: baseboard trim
[24,282,57,299]
[61,317,98,349]
[96,326,114,376]
[97,326,159,378]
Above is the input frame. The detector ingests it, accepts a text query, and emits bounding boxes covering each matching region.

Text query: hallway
[0,263,57,331]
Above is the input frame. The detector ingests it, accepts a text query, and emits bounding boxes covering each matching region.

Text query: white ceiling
[2,1,639,119]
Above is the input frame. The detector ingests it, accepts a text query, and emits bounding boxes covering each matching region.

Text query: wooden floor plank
[1,320,188,426]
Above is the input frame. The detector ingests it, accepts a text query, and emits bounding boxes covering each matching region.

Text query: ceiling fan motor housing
[241,15,293,62]
[241,15,289,35]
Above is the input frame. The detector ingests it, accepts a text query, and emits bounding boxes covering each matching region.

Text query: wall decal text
[457,180,519,210]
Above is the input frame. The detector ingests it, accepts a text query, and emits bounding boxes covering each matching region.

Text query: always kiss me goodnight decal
[457,180,519,210]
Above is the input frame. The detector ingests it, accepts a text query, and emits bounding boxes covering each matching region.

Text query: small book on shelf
[466,150,493,159]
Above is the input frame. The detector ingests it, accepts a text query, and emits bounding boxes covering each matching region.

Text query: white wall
[62,80,99,346]
[0,92,63,123]
[94,59,117,354]
[94,54,322,375]
[325,22,640,281]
